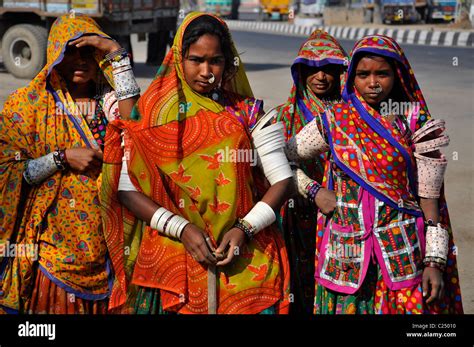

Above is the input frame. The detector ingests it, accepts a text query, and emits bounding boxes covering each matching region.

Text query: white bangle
[166,215,189,239]
[242,201,276,235]
[424,223,449,263]
[156,210,174,232]
[149,208,189,240]
[167,216,181,238]
[252,123,293,185]
[150,207,167,230]
[173,217,189,239]
[112,56,140,101]
[285,117,329,161]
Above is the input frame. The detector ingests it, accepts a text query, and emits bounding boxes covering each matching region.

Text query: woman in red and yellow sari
[0,14,140,313]
[101,12,292,314]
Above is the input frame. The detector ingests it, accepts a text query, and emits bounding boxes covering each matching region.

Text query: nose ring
[208,73,215,84]
[374,83,383,94]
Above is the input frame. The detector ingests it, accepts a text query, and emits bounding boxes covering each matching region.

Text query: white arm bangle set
[412,119,449,199]
[150,207,190,240]
[111,56,141,101]
[424,223,449,265]
[285,117,329,162]
[414,153,447,199]
[241,201,276,236]
[252,121,293,186]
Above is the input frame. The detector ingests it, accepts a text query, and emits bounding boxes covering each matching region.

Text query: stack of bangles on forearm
[106,48,140,100]
[423,221,449,272]
[234,201,276,240]
[149,202,276,242]
[23,149,68,185]
[252,122,293,185]
[150,207,190,240]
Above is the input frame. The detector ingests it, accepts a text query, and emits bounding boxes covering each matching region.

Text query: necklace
[207,88,220,102]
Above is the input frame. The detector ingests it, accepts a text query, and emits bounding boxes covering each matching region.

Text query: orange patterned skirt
[27,269,108,314]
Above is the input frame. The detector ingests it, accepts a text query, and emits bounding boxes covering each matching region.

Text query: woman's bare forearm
[419,197,440,224]
[260,178,292,211]
[117,95,139,120]
[117,190,158,224]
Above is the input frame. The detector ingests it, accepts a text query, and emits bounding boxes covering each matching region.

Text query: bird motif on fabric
[170,164,192,183]
[186,186,201,200]
[215,171,231,186]
[199,153,222,170]
[248,264,268,281]
[208,196,230,214]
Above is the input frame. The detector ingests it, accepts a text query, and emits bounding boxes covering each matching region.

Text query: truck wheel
[2,24,47,79]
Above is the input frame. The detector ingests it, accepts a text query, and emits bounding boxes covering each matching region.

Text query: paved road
[1,30,473,312]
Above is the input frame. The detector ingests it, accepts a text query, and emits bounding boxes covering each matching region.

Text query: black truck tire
[2,24,48,79]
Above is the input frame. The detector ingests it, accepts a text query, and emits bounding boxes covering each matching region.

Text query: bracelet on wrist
[60,149,68,168]
[53,149,67,171]
[105,47,128,63]
[234,218,256,241]
[423,260,446,272]
[306,181,322,203]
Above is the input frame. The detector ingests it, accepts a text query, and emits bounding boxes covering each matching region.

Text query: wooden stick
[207,264,217,314]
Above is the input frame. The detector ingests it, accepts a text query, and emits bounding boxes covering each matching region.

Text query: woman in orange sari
[101,12,292,314]
[0,14,140,313]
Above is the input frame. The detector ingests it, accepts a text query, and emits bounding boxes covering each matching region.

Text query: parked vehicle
[204,0,233,17]
[0,0,179,79]
[299,0,326,17]
[380,0,420,23]
[425,0,458,22]
[238,0,291,20]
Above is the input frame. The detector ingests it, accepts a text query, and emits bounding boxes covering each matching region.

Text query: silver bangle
[424,223,449,264]
[150,208,189,240]
[23,153,58,185]
[112,56,140,101]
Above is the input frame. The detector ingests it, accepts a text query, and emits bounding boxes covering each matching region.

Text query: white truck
[0,0,179,78]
